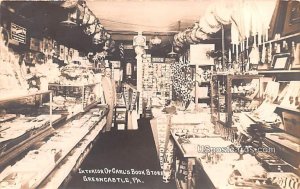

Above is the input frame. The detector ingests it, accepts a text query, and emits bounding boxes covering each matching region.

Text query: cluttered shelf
[258,70,300,74]
[214,74,261,80]
[232,93,254,101]
[266,32,300,44]
[48,83,100,87]
[0,125,54,168]
[40,115,107,188]
[0,90,51,104]
[276,105,300,114]
[34,108,108,188]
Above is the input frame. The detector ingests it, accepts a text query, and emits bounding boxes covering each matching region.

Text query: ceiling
[87,0,214,41]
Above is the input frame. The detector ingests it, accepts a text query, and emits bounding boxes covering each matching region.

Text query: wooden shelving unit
[211,74,261,127]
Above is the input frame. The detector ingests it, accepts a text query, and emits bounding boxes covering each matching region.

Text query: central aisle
[65,118,176,189]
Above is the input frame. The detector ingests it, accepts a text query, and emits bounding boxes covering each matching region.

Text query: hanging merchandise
[93,32,102,45]
[94,23,104,34]
[199,7,221,35]
[174,34,184,48]
[190,23,200,42]
[231,17,240,46]
[103,32,111,42]
[248,33,259,65]
[76,3,85,24]
[64,46,69,63]
[204,4,221,31]
[177,32,185,45]
[87,14,96,25]
[184,28,195,44]
[103,39,111,51]
[195,28,209,41]
[60,0,78,9]
[119,43,124,59]
[59,44,65,60]
[171,60,194,109]
[109,40,116,53]
[84,23,96,35]
[82,8,91,26]
[231,1,245,42]
[213,0,232,25]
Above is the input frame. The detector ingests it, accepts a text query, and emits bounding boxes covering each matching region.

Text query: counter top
[171,129,299,189]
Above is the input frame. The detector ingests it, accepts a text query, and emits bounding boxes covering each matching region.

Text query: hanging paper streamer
[119,43,124,60]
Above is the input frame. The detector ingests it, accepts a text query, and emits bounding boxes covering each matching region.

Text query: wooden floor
[65,118,176,189]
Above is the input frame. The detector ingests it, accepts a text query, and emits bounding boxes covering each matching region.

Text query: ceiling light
[168,45,177,56]
[133,33,146,47]
[150,36,162,45]
[60,13,77,28]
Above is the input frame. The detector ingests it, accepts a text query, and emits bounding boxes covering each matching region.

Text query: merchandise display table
[0,107,108,188]
[170,129,229,189]
[171,126,299,189]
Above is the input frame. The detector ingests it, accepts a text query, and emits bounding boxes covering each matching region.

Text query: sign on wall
[10,23,27,44]
[190,44,215,65]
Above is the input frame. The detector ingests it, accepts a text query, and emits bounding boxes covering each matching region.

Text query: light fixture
[150,35,162,45]
[168,44,177,56]
[133,32,146,47]
[60,12,77,28]
[103,40,110,50]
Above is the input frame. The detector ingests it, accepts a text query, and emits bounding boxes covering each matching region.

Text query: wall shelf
[0,90,51,104]
[266,32,300,44]
[258,70,300,74]
[276,105,300,114]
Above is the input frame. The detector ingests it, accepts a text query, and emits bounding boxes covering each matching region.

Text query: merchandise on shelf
[0,107,106,188]
[0,35,29,96]
[49,84,100,114]
[211,74,262,128]
[58,63,96,86]
[140,56,172,108]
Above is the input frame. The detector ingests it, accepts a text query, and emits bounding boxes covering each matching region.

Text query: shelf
[83,101,99,112]
[200,81,210,84]
[40,118,106,188]
[266,32,300,44]
[276,105,300,113]
[48,83,100,87]
[198,64,214,67]
[32,113,107,188]
[116,120,126,124]
[0,90,51,104]
[198,97,210,100]
[214,74,261,80]
[217,120,226,126]
[258,70,300,74]
[232,94,253,101]
[0,125,55,167]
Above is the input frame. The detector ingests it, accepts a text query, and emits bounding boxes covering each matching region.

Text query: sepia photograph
[0,0,299,189]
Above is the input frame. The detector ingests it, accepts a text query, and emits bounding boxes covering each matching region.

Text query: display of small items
[141,60,172,105]
[171,59,194,106]
[83,86,96,108]
[198,67,212,83]
[231,83,257,97]
[232,99,252,112]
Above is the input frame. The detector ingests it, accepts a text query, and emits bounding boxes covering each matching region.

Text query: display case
[195,65,214,105]
[49,83,101,115]
[0,105,108,189]
[0,91,57,167]
[211,74,261,127]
